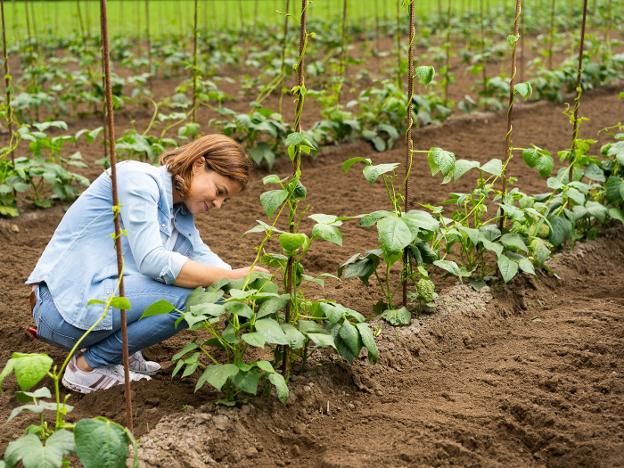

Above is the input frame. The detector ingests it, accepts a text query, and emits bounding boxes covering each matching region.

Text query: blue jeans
[32,275,191,369]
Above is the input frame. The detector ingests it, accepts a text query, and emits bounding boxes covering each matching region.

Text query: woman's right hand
[229,266,270,280]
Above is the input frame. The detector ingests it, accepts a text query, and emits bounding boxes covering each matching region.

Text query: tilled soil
[138,231,624,467]
[0,88,623,466]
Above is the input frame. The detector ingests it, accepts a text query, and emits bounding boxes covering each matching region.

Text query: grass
[5,0,516,42]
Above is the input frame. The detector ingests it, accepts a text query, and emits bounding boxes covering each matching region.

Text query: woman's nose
[213,198,223,209]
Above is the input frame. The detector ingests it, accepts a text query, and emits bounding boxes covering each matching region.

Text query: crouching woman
[26,134,266,394]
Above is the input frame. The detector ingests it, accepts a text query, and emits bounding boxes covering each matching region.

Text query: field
[0,0,623,466]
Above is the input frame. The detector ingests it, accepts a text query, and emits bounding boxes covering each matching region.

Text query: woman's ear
[192,157,205,173]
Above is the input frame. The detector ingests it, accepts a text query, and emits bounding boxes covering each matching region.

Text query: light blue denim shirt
[26,160,231,331]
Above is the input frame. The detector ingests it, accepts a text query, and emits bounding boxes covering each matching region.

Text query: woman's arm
[174,259,267,288]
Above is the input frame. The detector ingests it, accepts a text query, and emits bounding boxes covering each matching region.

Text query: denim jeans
[32,275,191,369]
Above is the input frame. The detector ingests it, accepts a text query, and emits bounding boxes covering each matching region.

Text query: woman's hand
[229,266,270,280]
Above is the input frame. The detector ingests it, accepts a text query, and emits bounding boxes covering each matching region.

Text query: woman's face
[184,159,242,216]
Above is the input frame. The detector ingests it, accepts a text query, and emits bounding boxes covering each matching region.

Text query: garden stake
[278,0,291,114]
[76,0,86,43]
[191,0,199,123]
[443,0,452,107]
[99,0,134,431]
[145,0,151,89]
[282,0,308,376]
[569,0,589,175]
[548,0,555,69]
[395,0,401,89]
[402,0,416,307]
[519,2,525,83]
[337,0,348,104]
[0,0,14,166]
[479,0,487,108]
[497,0,522,233]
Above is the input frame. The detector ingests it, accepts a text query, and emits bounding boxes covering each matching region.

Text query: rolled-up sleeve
[117,170,189,284]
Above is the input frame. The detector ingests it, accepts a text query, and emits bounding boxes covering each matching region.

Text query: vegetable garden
[0,0,623,466]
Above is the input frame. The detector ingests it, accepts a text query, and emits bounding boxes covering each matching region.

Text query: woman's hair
[160,134,250,199]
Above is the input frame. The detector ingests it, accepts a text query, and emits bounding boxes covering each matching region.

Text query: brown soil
[0,88,623,465]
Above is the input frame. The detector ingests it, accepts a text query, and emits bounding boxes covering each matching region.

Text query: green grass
[4,0,514,42]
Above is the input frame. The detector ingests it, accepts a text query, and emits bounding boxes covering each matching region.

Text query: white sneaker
[129,351,161,375]
[62,355,151,394]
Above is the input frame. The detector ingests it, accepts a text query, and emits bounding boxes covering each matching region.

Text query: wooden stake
[98,0,133,431]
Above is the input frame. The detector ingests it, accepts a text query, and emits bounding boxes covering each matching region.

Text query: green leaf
[517,257,536,276]
[415,65,435,85]
[507,34,519,46]
[75,418,129,468]
[231,369,261,395]
[241,332,266,348]
[480,238,503,257]
[522,147,553,178]
[586,201,608,223]
[433,259,472,278]
[307,333,336,348]
[6,430,75,468]
[605,176,623,203]
[360,210,393,227]
[268,373,289,404]
[194,364,239,391]
[312,223,342,246]
[140,299,176,319]
[428,147,455,177]
[11,353,54,391]
[514,82,532,99]
[341,156,371,172]
[608,207,624,224]
[279,232,310,254]
[377,215,413,252]
[480,158,503,176]
[109,296,131,311]
[255,318,289,345]
[381,307,411,326]
[339,320,361,357]
[355,323,379,363]
[500,233,528,253]
[280,324,306,349]
[257,294,290,319]
[404,210,439,232]
[450,159,480,182]
[548,215,573,247]
[497,254,519,283]
[262,174,282,185]
[362,163,399,184]
[259,189,288,218]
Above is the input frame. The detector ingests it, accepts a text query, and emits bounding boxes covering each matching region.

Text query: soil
[0,85,622,465]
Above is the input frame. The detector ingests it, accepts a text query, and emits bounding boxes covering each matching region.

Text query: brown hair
[160,134,250,199]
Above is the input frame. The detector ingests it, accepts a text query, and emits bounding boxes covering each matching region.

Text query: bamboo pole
[98,0,134,431]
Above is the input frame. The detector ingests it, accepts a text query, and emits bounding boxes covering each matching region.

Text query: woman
[27,134,267,394]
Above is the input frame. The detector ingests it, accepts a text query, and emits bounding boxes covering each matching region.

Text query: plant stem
[99,0,133,432]
[282,0,308,377]
[497,0,522,233]
[568,0,589,176]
